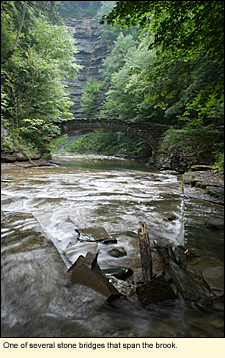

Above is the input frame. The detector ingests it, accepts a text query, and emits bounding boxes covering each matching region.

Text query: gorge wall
[64,17,107,118]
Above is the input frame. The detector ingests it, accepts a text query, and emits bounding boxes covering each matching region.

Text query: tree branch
[2,1,28,64]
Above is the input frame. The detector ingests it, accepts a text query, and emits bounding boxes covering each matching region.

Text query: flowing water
[1,158,224,337]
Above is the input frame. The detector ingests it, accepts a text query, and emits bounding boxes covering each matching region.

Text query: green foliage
[51,135,67,152]
[100,39,170,123]
[97,2,140,49]
[98,0,224,170]
[1,8,81,155]
[1,1,63,63]
[56,1,101,19]
[101,1,224,60]
[213,151,224,173]
[1,126,40,159]
[65,130,118,155]
[63,130,150,157]
[158,124,222,153]
[99,32,139,87]
[1,86,8,125]
[80,78,103,117]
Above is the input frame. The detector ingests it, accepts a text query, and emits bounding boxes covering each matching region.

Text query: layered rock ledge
[182,166,224,206]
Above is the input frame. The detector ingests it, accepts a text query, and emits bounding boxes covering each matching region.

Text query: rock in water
[108,247,127,257]
[68,255,121,302]
[101,238,117,244]
[202,266,224,290]
[100,266,133,280]
[169,261,211,301]
[205,217,224,231]
[136,275,177,305]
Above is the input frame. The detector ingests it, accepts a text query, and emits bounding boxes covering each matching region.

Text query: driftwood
[138,222,153,281]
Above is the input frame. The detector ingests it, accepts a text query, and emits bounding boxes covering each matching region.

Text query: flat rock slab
[191,165,213,171]
[68,255,121,302]
[1,158,53,168]
[79,226,110,241]
[202,266,224,290]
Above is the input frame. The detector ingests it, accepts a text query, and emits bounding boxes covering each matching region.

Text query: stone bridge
[55,118,171,153]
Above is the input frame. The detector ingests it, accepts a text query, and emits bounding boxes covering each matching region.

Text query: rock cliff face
[154,146,217,173]
[63,17,108,118]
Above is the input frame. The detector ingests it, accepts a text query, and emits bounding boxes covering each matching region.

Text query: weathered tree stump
[138,222,153,281]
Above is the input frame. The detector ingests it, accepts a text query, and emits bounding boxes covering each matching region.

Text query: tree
[1,10,82,155]
[100,1,224,60]
[1,1,63,64]
[99,32,139,87]
[2,1,28,63]
[80,77,103,117]
[100,1,224,126]
[97,1,140,49]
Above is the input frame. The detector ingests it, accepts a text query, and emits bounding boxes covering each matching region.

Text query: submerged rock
[205,217,224,231]
[202,266,224,291]
[167,214,177,221]
[100,266,133,280]
[108,247,127,258]
[101,238,117,244]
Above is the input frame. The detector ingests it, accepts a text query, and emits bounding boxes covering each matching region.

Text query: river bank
[0,152,127,169]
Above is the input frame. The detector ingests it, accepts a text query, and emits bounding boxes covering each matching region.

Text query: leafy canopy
[100,1,224,60]
[100,1,224,127]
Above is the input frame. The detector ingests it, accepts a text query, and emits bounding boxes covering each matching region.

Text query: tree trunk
[2,1,28,63]
[138,222,153,281]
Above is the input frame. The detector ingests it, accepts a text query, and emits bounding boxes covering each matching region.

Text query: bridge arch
[54,118,170,153]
